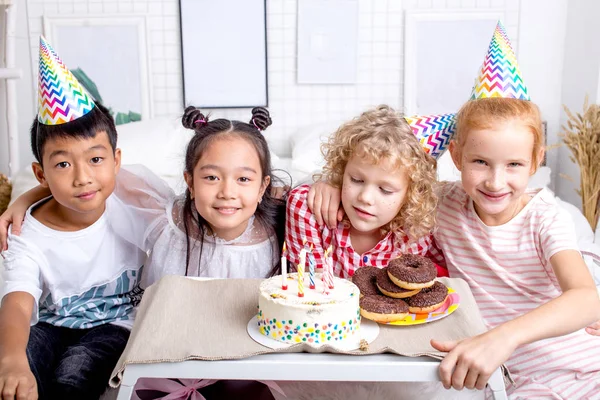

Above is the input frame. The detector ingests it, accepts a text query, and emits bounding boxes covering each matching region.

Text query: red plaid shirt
[285,184,434,278]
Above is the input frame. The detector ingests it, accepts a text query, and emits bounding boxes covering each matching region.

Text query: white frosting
[257,273,361,345]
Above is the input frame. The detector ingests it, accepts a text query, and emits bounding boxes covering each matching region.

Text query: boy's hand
[0,358,37,399]
[307,181,344,229]
[431,330,516,391]
[585,320,600,336]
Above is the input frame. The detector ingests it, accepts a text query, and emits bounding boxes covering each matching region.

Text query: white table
[116,353,508,399]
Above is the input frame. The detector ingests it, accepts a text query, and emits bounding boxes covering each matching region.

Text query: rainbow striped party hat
[38,36,95,125]
[470,21,529,100]
[404,113,456,159]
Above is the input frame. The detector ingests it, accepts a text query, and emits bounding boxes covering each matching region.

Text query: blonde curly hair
[320,105,437,240]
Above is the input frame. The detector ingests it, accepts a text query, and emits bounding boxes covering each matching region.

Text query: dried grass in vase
[561,96,600,231]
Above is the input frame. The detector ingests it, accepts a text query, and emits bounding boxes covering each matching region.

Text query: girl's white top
[110,165,278,288]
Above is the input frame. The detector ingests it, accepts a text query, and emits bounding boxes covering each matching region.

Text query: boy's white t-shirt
[1,196,146,330]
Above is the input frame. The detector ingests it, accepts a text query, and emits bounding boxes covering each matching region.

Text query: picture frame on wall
[43,15,152,125]
[403,10,506,116]
[179,0,268,108]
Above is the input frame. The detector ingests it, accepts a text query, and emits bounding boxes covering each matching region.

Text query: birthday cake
[257,273,361,345]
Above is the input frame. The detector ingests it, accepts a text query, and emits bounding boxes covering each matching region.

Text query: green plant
[72,68,142,125]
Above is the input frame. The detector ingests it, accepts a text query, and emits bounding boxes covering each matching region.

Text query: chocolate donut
[406,281,449,313]
[375,268,421,299]
[351,267,380,296]
[359,294,409,323]
[387,254,436,290]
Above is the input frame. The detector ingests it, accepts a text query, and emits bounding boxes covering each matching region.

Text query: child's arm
[285,185,328,270]
[108,165,177,251]
[432,249,600,391]
[0,185,50,251]
[307,181,345,229]
[0,292,37,399]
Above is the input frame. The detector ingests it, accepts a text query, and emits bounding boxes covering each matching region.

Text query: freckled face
[341,155,409,235]
[450,119,538,226]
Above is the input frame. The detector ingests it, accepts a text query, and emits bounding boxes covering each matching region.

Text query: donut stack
[352,254,449,323]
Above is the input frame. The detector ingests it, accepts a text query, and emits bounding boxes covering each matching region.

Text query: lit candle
[298,247,306,297]
[281,242,288,290]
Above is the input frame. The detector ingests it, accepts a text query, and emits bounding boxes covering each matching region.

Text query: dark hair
[181,106,286,277]
[30,102,117,164]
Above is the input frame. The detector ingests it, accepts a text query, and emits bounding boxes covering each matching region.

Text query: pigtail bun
[250,107,272,131]
[182,106,209,131]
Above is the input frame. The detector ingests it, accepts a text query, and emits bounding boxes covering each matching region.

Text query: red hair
[455,98,545,171]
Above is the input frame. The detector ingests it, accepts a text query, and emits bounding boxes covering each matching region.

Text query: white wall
[558,0,600,209]
[517,0,568,193]
[0,0,521,176]
[3,0,593,210]
[0,2,35,177]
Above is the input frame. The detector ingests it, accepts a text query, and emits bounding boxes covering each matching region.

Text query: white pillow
[289,120,345,176]
[117,117,191,180]
[436,151,461,182]
[9,166,39,205]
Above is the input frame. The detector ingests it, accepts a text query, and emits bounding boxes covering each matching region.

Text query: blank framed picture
[43,15,152,124]
[179,0,268,108]
[297,0,358,84]
[404,11,505,115]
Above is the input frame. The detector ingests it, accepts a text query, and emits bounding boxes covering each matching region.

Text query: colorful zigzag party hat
[404,21,528,158]
[404,113,456,159]
[470,21,529,100]
[38,36,95,125]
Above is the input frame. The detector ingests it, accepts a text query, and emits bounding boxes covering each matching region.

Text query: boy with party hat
[0,37,145,399]
[429,22,600,397]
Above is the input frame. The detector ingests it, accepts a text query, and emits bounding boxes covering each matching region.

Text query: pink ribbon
[133,378,286,400]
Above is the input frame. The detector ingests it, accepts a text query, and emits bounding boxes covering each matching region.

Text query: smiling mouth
[479,190,510,200]
[214,207,240,214]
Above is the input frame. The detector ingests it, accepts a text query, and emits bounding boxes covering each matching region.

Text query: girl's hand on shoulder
[585,320,600,336]
[0,185,50,252]
[0,203,28,252]
[431,329,517,391]
[307,181,344,229]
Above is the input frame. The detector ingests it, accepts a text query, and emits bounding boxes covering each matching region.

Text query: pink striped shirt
[434,182,600,399]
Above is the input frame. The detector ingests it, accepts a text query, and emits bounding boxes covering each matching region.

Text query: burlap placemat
[110,276,509,388]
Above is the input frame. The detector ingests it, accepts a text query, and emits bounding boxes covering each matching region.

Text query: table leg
[487,368,508,400]
[116,384,134,400]
[116,368,139,400]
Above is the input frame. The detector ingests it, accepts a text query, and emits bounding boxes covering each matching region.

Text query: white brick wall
[26,0,520,157]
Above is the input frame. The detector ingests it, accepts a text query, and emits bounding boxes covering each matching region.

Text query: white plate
[247,315,379,351]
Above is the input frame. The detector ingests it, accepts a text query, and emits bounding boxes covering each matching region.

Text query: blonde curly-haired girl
[285,105,440,278]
